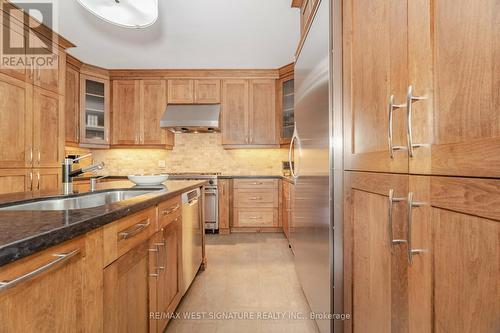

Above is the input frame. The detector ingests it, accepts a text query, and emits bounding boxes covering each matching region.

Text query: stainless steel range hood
[160,104,221,133]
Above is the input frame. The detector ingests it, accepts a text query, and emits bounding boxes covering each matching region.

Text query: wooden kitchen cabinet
[282,180,291,240]
[194,79,221,103]
[0,237,87,333]
[112,80,141,145]
[222,80,278,148]
[0,11,27,82]
[233,178,279,229]
[33,87,64,168]
[222,80,249,145]
[80,74,110,147]
[344,172,409,333]
[343,0,409,174]
[112,79,174,148]
[0,169,31,194]
[249,79,277,145]
[167,79,221,104]
[167,79,194,104]
[218,179,231,234]
[277,64,295,146]
[156,218,182,333]
[33,168,62,192]
[0,74,32,169]
[104,240,155,333]
[65,65,80,145]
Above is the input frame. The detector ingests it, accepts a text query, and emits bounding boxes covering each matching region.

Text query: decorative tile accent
[91,133,287,176]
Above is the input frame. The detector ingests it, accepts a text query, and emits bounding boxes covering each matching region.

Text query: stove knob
[209,179,214,185]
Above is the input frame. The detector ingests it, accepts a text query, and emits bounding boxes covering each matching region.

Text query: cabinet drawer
[233,179,278,189]
[234,208,278,227]
[234,189,278,208]
[103,207,157,266]
[158,196,182,229]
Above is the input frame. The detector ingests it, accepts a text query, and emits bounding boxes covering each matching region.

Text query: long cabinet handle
[161,204,180,216]
[388,189,407,246]
[407,192,426,264]
[28,146,33,165]
[155,241,166,271]
[29,172,33,192]
[118,219,150,240]
[0,250,79,292]
[388,95,407,158]
[405,85,426,157]
[37,172,40,191]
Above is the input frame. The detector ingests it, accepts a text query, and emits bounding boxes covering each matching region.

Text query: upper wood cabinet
[167,79,221,104]
[112,80,141,145]
[0,14,27,82]
[249,79,277,145]
[0,74,32,169]
[0,237,87,333]
[80,75,110,147]
[277,69,294,146]
[194,79,221,103]
[222,80,249,145]
[112,79,174,148]
[33,87,64,168]
[167,79,194,104]
[344,0,500,178]
[65,66,80,145]
[222,79,278,148]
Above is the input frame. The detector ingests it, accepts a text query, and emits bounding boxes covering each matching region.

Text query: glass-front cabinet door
[80,75,110,147]
[280,77,295,145]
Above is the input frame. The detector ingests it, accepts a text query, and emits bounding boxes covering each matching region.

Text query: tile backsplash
[91,133,288,176]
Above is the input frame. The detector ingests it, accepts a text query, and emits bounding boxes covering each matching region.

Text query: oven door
[204,186,218,231]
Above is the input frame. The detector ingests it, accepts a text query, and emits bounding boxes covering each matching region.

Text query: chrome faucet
[62,153,105,194]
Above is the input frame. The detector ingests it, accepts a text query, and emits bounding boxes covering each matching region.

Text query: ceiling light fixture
[77,0,158,29]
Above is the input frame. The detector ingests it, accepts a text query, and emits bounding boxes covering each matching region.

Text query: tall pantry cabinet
[0,19,67,194]
[343,0,500,332]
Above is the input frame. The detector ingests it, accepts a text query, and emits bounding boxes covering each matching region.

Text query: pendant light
[77,0,159,29]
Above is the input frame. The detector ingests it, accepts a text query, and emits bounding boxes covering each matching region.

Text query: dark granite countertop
[0,180,206,267]
[218,175,283,179]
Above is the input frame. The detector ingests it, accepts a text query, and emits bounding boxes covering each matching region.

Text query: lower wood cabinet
[156,218,182,333]
[103,240,155,333]
[0,237,87,333]
[233,179,279,229]
[218,179,231,234]
[282,180,294,240]
[344,172,500,333]
[0,168,61,194]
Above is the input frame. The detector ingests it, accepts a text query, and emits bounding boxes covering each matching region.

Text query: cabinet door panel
[343,0,408,173]
[409,0,500,177]
[65,66,79,144]
[194,80,220,104]
[112,80,140,145]
[0,238,85,333]
[344,172,409,333]
[0,16,27,82]
[218,179,230,231]
[167,80,194,104]
[408,176,500,333]
[33,88,63,168]
[222,80,249,145]
[249,79,277,145]
[34,168,61,192]
[28,32,64,95]
[104,241,152,333]
[0,74,32,168]
[0,169,30,194]
[141,80,167,145]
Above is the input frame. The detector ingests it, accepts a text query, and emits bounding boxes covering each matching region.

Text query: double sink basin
[0,189,163,211]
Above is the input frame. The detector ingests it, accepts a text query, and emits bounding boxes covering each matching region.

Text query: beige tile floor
[165,233,320,333]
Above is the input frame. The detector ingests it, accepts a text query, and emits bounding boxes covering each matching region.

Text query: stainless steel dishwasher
[181,188,203,294]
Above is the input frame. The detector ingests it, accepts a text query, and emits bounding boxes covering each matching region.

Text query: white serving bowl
[127,174,169,186]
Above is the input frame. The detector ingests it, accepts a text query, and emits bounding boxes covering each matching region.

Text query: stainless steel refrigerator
[289,0,341,332]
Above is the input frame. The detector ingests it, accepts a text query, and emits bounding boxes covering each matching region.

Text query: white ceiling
[53,0,300,69]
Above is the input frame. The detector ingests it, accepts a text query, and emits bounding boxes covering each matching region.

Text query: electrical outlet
[158,160,166,168]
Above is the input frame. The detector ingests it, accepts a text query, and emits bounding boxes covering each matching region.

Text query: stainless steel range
[168,173,219,232]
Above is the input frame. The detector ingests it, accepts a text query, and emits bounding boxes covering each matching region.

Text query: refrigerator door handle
[289,123,301,179]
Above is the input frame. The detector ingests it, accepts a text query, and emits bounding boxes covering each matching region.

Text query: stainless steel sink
[0,189,161,211]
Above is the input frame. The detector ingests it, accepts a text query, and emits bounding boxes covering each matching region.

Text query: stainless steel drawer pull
[388,95,407,159]
[388,189,407,246]
[250,196,262,200]
[405,85,426,157]
[162,204,180,216]
[249,216,262,220]
[407,192,426,265]
[118,219,151,240]
[251,182,263,185]
[154,242,166,271]
[0,250,79,292]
